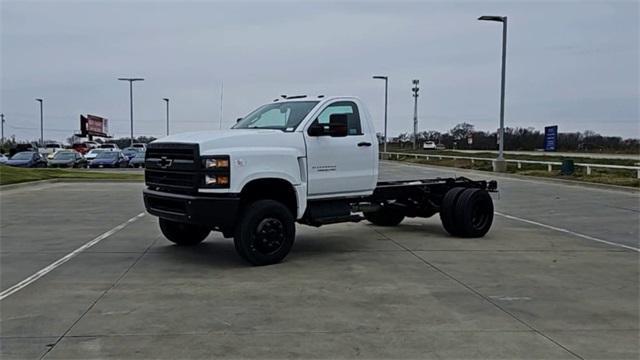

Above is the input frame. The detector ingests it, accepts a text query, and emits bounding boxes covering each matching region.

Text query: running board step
[302,215,364,227]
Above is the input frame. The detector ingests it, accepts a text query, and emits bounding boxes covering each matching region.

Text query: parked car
[122,147,141,160]
[6,151,48,168]
[131,143,147,151]
[13,143,38,154]
[48,151,87,168]
[128,151,146,168]
[40,142,65,159]
[436,144,446,150]
[88,151,129,168]
[71,143,90,155]
[0,154,8,164]
[99,143,119,151]
[85,149,109,163]
[422,141,437,150]
[84,141,99,149]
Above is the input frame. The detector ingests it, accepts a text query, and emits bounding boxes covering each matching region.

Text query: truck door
[304,100,376,197]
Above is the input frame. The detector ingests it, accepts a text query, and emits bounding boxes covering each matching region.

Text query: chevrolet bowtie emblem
[158,157,173,169]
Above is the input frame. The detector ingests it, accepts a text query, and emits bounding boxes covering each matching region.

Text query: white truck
[143,96,496,265]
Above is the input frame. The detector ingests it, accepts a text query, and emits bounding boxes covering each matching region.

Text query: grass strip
[0,165,143,186]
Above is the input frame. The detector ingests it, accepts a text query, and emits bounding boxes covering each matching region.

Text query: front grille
[146,142,199,172]
[146,169,199,191]
[146,144,197,161]
[145,143,200,194]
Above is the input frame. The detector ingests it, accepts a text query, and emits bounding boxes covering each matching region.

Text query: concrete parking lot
[1,161,638,359]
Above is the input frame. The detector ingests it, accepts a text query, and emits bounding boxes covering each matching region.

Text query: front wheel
[234,200,295,266]
[159,218,210,246]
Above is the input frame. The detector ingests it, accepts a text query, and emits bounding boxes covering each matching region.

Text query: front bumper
[143,188,240,230]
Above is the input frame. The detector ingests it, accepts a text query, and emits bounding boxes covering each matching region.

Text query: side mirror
[329,114,348,137]
[308,122,325,137]
[236,118,242,123]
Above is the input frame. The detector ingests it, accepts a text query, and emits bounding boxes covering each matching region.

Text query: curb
[0,178,143,191]
[383,159,640,194]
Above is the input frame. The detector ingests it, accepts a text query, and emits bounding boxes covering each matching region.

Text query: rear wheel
[454,188,494,238]
[439,187,466,236]
[363,206,405,226]
[234,200,295,266]
[159,218,210,246]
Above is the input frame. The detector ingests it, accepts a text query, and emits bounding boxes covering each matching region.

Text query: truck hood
[153,129,303,155]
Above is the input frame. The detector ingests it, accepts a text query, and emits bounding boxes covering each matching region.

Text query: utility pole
[35,98,43,146]
[411,80,419,150]
[117,77,144,146]
[163,98,170,136]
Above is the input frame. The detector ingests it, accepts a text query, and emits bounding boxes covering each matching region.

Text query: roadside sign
[544,125,558,152]
[80,114,109,137]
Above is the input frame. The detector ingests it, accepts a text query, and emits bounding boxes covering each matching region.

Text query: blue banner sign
[544,125,558,152]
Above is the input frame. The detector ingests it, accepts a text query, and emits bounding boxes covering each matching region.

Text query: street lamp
[411,80,419,150]
[372,75,388,153]
[478,15,508,172]
[1,113,5,147]
[163,98,170,136]
[35,98,43,146]
[117,77,144,146]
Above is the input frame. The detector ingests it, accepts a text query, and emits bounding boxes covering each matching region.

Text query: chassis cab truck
[143,96,496,265]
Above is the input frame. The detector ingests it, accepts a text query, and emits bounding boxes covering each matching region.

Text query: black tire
[159,218,210,246]
[454,188,494,238]
[363,206,405,226]
[234,199,295,266]
[439,187,466,236]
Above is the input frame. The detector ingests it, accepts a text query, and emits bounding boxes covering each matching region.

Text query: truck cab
[144,96,495,265]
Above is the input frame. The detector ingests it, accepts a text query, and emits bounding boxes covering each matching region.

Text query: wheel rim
[471,199,490,229]
[252,217,285,255]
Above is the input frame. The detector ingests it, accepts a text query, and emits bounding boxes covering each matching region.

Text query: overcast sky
[1,0,638,143]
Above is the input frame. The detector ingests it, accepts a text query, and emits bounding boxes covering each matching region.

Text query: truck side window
[313,101,362,135]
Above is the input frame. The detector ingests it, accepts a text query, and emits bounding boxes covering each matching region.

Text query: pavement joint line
[59,329,547,338]
[5,327,638,339]
[39,235,159,359]
[372,228,585,360]
[0,212,146,301]
[494,212,640,252]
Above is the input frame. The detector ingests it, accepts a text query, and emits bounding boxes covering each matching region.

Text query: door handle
[357,142,372,147]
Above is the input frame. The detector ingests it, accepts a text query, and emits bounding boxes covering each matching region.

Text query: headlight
[202,155,230,188]
[204,158,229,169]
[204,174,229,186]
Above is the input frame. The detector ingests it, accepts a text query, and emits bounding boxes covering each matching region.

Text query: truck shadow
[157,240,247,268]
[159,222,451,267]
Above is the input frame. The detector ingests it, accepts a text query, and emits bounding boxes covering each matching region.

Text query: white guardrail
[380,151,640,179]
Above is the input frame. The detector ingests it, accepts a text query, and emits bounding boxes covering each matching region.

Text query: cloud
[1,0,638,142]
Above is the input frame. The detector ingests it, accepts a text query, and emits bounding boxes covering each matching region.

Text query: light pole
[479,15,508,172]
[35,98,43,146]
[1,113,5,147]
[411,80,419,150]
[163,98,170,136]
[117,77,144,146]
[372,76,389,153]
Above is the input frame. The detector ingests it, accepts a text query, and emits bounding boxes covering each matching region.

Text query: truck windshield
[233,101,319,131]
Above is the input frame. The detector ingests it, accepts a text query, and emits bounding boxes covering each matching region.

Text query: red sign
[80,115,109,137]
